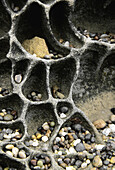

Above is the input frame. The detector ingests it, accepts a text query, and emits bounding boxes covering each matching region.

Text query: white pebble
[12,147,19,157]
[109,124,115,132]
[42,136,48,142]
[58,151,62,155]
[81,162,87,168]
[4,134,11,139]
[62,132,68,136]
[95,144,105,150]
[64,41,69,47]
[66,166,75,170]
[55,137,61,143]
[86,159,90,164]
[42,122,49,130]
[32,140,39,147]
[69,147,76,154]
[73,139,81,146]
[102,128,111,136]
[6,151,13,157]
[60,113,67,119]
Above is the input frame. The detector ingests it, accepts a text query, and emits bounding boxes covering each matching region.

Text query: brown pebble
[60,163,67,168]
[93,119,106,129]
[92,155,103,167]
[31,159,37,166]
[45,156,51,164]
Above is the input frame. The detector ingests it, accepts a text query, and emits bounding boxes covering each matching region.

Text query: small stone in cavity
[60,113,67,119]
[93,119,106,129]
[6,151,13,157]
[4,114,13,121]
[18,150,26,159]
[31,159,37,166]
[15,74,22,83]
[6,144,14,150]
[42,122,50,130]
[81,162,87,168]
[50,121,55,127]
[45,156,51,164]
[60,106,68,113]
[42,136,48,142]
[12,147,19,157]
[37,160,43,167]
[92,155,103,167]
[75,143,85,152]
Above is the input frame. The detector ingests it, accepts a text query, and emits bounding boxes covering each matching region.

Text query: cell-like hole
[99,53,115,90]
[50,58,76,99]
[22,62,48,102]
[16,3,44,44]
[13,59,29,84]
[39,0,55,4]
[53,112,98,156]
[29,154,51,170]
[6,0,27,12]
[0,121,24,142]
[0,59,12,96]
[57,102,73,119]
[0,1,11,37]
[16,3,68,60]
[25,103,57,148]
[72,49,103,101]
[49,1,84,48]
[3,143,30,159]
[0,153,26,169]
[0,94,23,121]
[70,0,115,44]
[0,38,10,61]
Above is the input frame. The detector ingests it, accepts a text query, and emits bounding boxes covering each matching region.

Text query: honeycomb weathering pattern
[0,0,115,169]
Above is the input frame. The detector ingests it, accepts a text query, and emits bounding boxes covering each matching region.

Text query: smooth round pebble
[4,114,13,121]
[18,150,26,159]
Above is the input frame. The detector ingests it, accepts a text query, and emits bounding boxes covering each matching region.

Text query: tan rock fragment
[93,119,106,129]
[22,36,49,58]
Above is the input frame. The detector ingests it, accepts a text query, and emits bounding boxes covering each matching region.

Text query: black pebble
[111,108,115,114]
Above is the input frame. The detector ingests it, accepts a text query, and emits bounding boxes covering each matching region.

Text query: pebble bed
[0,165,18,170]
[25,121,55,147]
[0,108,18,121]
[0,87,9,97]
[29,154,51,170]
[0,128,22,142]
[27,91,42,102]
[53,108,115,169]
[43,50,64,60]
[3,144,29,159]
[77,27,115,44]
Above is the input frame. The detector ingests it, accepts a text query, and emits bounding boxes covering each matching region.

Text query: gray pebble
[4,114,13,121]
[75,143,85,152]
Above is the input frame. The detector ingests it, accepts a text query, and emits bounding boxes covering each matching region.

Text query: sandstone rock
[22,37,49,58]
[93,119,106,129]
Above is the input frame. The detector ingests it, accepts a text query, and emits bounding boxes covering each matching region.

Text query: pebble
[42,136,48,142]
[60,113,67,118]
[81,162,87,168]
[12,147,19,157]
[5,144,14,150]
[75,143,85,152]
[111,115,115,123]
[0,87,10,96]
[27,91,42,101]
[92,155,103,167]
[42,122,50,130]
[4,114,14,121]
[18,150,26,159]
[93,119,106,129]
[60,106,68,114]
[14,74,22,83]
[6,151,13,157]
[110,157,115,164]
